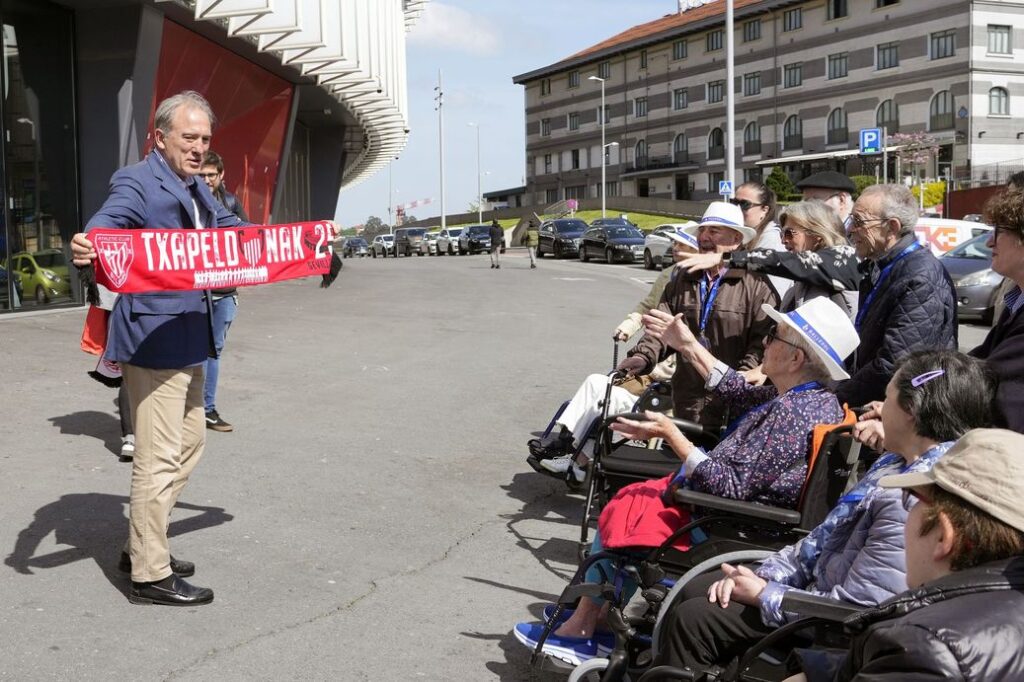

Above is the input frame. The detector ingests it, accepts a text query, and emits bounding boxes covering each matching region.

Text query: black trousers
[654,569,776,671]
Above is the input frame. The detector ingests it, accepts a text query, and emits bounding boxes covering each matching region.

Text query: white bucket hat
[682,201,758,244]
[761,297,859,380]
[665,222,700,251]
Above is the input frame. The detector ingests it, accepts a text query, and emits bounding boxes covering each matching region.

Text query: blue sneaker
[513,622,614,666]
[542,604,576,623]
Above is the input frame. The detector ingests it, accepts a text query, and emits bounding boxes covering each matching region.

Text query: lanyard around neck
[855,241,922,331]
[698,270,726,341]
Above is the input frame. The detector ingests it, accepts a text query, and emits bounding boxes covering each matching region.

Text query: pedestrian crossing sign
[718,180,734,196]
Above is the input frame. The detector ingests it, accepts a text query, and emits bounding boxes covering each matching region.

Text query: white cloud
[408,2,500,56]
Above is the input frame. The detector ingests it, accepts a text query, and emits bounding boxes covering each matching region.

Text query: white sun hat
[681,201,758,244]
[665,222,700,251]
[761,297,859,381]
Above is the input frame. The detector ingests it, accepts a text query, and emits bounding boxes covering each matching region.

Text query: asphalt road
[0,249,991,681]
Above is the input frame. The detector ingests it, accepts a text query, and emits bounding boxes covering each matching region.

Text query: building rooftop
[513,0,769,84]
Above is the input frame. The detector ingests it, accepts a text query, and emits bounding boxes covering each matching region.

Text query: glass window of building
[877,99,900,132]
[673,87,689,110]
[635,96,648,117]
[784,63,803,88]
[929,91,954,130]
[877,41,899,69]
[568,71,579,88]
[743,72,761,96]
[596,104,610,124]
[876,0,899,6]
[673,134,688,163]
[540,79,550,96]
[635,139,648,166]
[744,121,761,155]
[571,149,580,170]
[988,25,1011,55]
[709,171,724,190]
[743,19,761,42]
[828,53,848,80]
[1,4,80,311]
[708,128,724,160]
[784,115,803,149]
[605,181,620,197]
[930,29,956,60]
[598,61,611,79]
[707,80,725,103]
[783,8,802,32]
[545,189,558,204]
[989,87,1009,116]
[568,111,580,131]
[544,154,552,174]
[672,39,687,61]
[827,0,848,20]
[541,118,550,136]
[640,49,648,69]
[827,108,848,145]
[707,29,723,52]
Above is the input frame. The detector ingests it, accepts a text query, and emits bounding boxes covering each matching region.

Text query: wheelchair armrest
[668,417,706,438]
[780,591,867,622]
[672,489,801,525]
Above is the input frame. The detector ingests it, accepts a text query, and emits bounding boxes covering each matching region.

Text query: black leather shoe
[119,552,195,578]
[129,575,213,606]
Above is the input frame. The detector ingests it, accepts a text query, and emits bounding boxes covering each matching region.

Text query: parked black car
[589,216,639,230]
[537,218,588,259]
[393,227,427,257]
[578,225,646,263]
[457,225,494,254]
[342,236,368,258]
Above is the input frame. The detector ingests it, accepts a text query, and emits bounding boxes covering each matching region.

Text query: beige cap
[879,428,1024,533]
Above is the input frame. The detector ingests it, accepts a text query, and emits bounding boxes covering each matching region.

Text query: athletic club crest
[240,229,264,267]
[94,233,135,289]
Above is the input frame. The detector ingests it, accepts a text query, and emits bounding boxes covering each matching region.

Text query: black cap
[796,170,856,194]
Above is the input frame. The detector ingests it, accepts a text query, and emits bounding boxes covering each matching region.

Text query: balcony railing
[623,154,696,174]
[930,114,954,131]
[743,140,762,156]
[783,135,803,150]
[673,151,690,165]
[708,145,725,160]
[827,128,849,145]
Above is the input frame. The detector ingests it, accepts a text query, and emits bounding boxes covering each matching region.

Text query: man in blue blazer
[71,91,246,606]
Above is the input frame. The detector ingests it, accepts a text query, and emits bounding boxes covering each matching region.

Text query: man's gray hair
[793,334,834,386]
[154,91,216,133]
[861,184,918,235]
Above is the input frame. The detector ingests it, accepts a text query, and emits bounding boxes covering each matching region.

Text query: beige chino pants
[122,363,206,582]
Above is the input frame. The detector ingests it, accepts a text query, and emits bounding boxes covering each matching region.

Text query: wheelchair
[528,407,864,682]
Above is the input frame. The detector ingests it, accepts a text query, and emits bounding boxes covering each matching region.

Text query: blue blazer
[86,152,247,369]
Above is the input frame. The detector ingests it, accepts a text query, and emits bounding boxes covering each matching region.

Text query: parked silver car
[643,222,697,270]
[436,227,463,255]
[421,231,440,255]
[370,234,395,258]
[941,231,1003,323]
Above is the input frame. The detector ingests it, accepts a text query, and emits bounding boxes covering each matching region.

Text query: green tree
[361,215,390,240]
[849,175,879,198]
[765,166,796,201]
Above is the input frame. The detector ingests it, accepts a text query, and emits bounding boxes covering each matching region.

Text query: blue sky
[333,0,675,227]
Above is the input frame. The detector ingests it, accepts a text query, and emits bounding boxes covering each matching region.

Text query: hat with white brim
[760,297,859,381]
[682,202,758,244]
[666,223,700,251]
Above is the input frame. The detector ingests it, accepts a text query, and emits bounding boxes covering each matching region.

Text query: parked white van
[913,218,991,256]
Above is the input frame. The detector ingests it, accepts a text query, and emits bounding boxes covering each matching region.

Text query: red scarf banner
[88,222,334,293]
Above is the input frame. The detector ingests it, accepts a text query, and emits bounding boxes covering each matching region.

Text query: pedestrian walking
[489,219,504,269]
[522,217,540,269]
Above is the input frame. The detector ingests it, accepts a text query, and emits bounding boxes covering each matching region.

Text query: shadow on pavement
[48,409,123,457]
[4,493,233,596]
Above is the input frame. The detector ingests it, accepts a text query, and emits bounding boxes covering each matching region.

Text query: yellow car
[7,249,71,304]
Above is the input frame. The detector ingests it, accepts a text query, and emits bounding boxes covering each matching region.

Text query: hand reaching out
[677,252,724,274]
[642,309,698,352]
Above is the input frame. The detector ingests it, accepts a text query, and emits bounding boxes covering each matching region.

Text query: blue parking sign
[860,128,882,155]
[718,180,734,196]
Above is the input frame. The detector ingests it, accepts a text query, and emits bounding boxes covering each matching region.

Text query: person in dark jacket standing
[969,186,1024,433]
[795,428,1024,682]
[199,150,249,432]
[836,184,956,407]
[488,219,504,269]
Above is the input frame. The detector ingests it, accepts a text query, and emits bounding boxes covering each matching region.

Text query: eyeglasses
[901,487,933,512]
[848,214,886,231]
[992,226,1020,244]
[765,325,802,351]
[729,198,764,212]
[198,172,221,179]
[782,227,808,240]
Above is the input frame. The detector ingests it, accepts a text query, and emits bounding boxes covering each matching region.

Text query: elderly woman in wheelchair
[649,349,998,679]
[513,297,860,665]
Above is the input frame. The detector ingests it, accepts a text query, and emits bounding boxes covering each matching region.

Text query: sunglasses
[729,198,764,212]
[764,325,802,351]
[901,487,933,512]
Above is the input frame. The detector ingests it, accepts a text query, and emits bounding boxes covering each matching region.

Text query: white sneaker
[120,435,135,460]
[540,455,587,483]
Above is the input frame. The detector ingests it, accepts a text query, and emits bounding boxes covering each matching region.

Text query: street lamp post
[468,122,482,223]
[434,71,446,231]
[589,75,609,217]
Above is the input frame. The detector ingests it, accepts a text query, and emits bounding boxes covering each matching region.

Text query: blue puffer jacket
[836,234,957,407]
[754,443,952,626]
